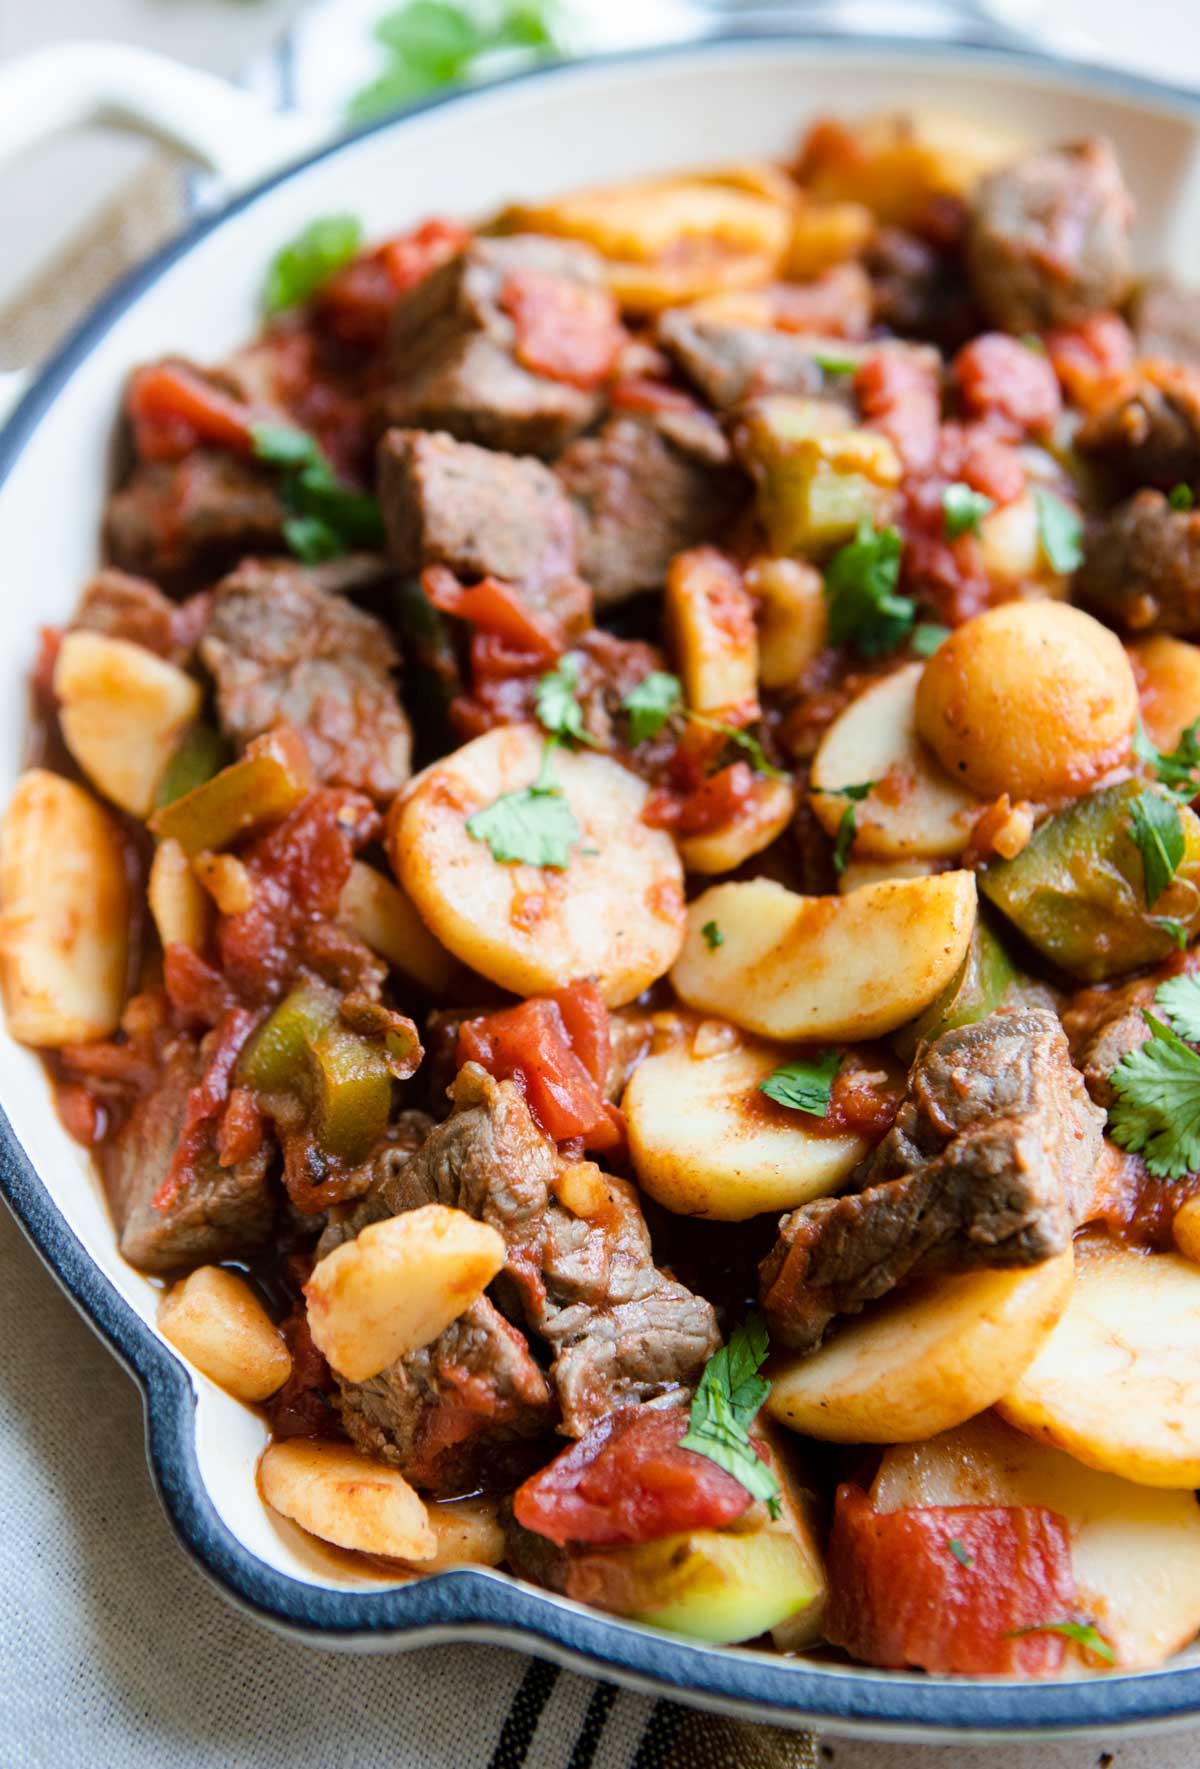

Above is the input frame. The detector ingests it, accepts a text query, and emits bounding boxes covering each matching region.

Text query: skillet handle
[0,41,325,195]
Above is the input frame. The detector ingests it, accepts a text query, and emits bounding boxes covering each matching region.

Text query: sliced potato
[148,837,212,953]
[677,776,797,875]
[978,488,1066,594]
[873,1412,1200,1669]
[810,664,982,860]
[390,724,685,1006]
[1131,634,1200,753]
[0,769,129,1046]
[787,196,875,278]
[158,1265,291,1403]
[665,548,758,717]
[54,630,202,817]
[671,872,975,1040]
[339,860,460,995]
[838,857,940,894]
[624,1031,866,1220]
[414,1496,506,1571]
[748,556,827,691]
[767,1250,1073,1444]
[800,111,1024,225]
[999,1237,1200,1487]
[260,1438,435,1562]
[306,1204,506,1383]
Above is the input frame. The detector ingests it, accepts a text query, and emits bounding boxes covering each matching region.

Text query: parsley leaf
[759,1050,840,1117]
[1130,789,1185,905]
[1170,483,1195,512]
[942,482,994,539]
[1109,1011,1200,1178]
[262,215,363,315]
[622,672,683,745]
[1033,486,1084,574]
[911,622,950,658]
[824,522,914,659]
[252,422,384,560]
[1005,1621,1116,1664]
[948,1537,974,1569]
[701,920,724,951]
[534,653,594,746]
[1135,717,1200,800]
[1153,972,1200,1042]
[680,1316,782,1519]
[465,741,580,869]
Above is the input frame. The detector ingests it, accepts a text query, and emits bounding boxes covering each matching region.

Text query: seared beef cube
[1075,491,1200,636]
[555,417,743,609]
[966,138,1133,332]
[381,236,607,457]
[865,226,979,351]
[100,1038,274,1276]
[1131,276,1200,366]
[1077,362,1200,490]
[74,570,186,661]
[657,311,827,410]
[200,560,411,801]
[760,1011,1104,1354]
[104,451,285,588]
[1062,971,1166,1109]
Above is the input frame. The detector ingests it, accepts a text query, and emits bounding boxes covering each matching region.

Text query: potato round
[915,601,1138,801]
[1130,634,1200,754]
[389,724,685,1006]
[54,629,203,817]
[677,776,797,875]
[811,663,982,859]
[999,1237,1200,1487]
[158,1265,292,1403]
[260,1439,435,1562]
[671,872,975,1040]
[624,1034,867,1220]
[767,1249,1074,1444]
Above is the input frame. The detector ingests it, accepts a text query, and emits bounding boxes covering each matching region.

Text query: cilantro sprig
[619,673,783,777]
[1033,487,1084,574]
[942,482,994,539]
[680,1316,782,1518]
[1108,973,1200,1178]
[534,653,595,747]
[1134,717,1200,802]
[262,215,363,315]
[759,1050,841,1118]
[252,422,384,562]
[817,780,876,874]
[350,0,563,122]
[911,622,950,658]
[1129,789,1185,906]
[465,739,581,869]
[824,522,915,659]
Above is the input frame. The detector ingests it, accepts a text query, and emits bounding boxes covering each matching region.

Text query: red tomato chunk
[500,267,626,390]
[953,333,1062,440]
[457,982,621,1152]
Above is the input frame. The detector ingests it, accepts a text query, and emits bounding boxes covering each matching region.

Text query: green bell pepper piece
[237,981,340,1094]
[149,727,313,855]
[154,723,232,810]
[893,908,1019,1062]
[306,1025,393,1167]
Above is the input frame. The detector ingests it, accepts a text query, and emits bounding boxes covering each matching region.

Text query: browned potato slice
[158,1266,292,1402]
[260,1439,435,1561]
[54,630,202,817]
[677,776,797,875]
[749,557,827,691]
[390,724,685,1006]
[800,112,1025,225]
[1131,634,1200,753]
[666,548,758,717]
[339,860,460,995]
[412,1497,506,1571]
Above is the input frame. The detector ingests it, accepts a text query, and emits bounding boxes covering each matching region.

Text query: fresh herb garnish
[691,713,785,781]
[1130,789,1185,905]
[465,740,581,869]
[1170,483,1195,512]
[349,0,563,122]
[1109,1011,1200,1179]
[911,622,951,658]
[262,214,364,315]
[680,1315,782,1519]
[942,482,994,539]
[1151,916,1190,952]
[1135,717,1200,801]
[759,1050,841,1118]
[534,653,594,746]
[812,351,859,377]
[824,522,915,659]
[701,920,724,951]
[1006,1621,1116,1664]
[1033,486,1084,574]
[819,781,876,875]
[1152,972,1200,1041]
[252,422,384,561]
[622,671,683,745]
[1019,333,1046,353]
[948,1537,974,1569]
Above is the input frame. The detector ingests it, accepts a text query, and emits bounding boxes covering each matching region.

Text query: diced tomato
[458,991,622,1153]
[217,1084,266,1167]
[268,1307,339,1440]
[423,565,562,665]
[824,1057,905,1142]
[825,1485,1079,1677]
[855,349,941,472]
[771,263,872,340]
[1045,313,1135,410]
[676,761,757,836]
[500,267,626,390]
[610,376,699,415]
[127,362,257,463]
[55,1080,105,1147]
[315,217,469,350]
[152,1006,259,1212]
[953,333,1062,441]
[163,944,238,1031]
[550,980,611,1091]
[514,1404,754,1547]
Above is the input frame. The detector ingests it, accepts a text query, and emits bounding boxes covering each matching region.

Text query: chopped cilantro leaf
[1033,486,1084,574]
[1151,916,1190,952]
[759,1050,840,1117]
[252,422,322,471]
[911,622,951,658]
[1108,1011,1200,1179]
[1135,717,1200,800]
[252,422,384,560]
[820,780,875,875]
[813,351,859,376]
[282,515,343,563]
[1130,790,1185,905]
[465,742,580,869]
[680,1316,782,1519]
[1153,971,1200,1042]
[824,522,914,659]
[942,482,994,539]
[263,214,364,315]
[1170,483,1195,512]
[948,1537,974,1569]
[622,672,682,745]
[692,713,785,781]
[701,920,724,951]
[534,653,594,746]
[1005,1621,1116,1664]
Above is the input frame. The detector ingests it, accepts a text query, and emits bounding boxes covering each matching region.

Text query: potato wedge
[148,837,212,953]
[390,724,685,1007]
[54,630,202,817]
[665,548,758,717]
[339,860,460,996]
[767,1249,1074,1444]
[800,111,1024,225]
[838,857,940,894]
[1131,634,1200,753]
[810,663,982,860]
[306,1204,505,1383]
[411,1496,506,1571]
[0,769,129,1046]
[748,557,827,691]
[158,1265,292,1403]
[999,1237,1200,1487]
[873,1412,1200,1669]
[671,872,975,1040]
[677,776,797,875]
[624,1031,867,1220]
[260,1438,435,1562]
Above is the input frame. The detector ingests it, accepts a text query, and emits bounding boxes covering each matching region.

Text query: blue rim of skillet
[3,30,1200,1737]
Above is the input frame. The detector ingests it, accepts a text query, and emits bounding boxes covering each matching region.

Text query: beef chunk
[866,227,979,351]
[200,560,411,801]
[555,417,743,608]
[378,428,590,635]
[73,570,187,660]
[100,1037,274,1276]
[1131,277,1200,367]
[760,1010,1104,1353]
[657,311,827,410]
[1062,970,1173,1109]
[104,451,285,588]
[1077,362,1200,490]
[966,139,1133,332]
[1075,490,1200,635]
[380,236,607,457]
